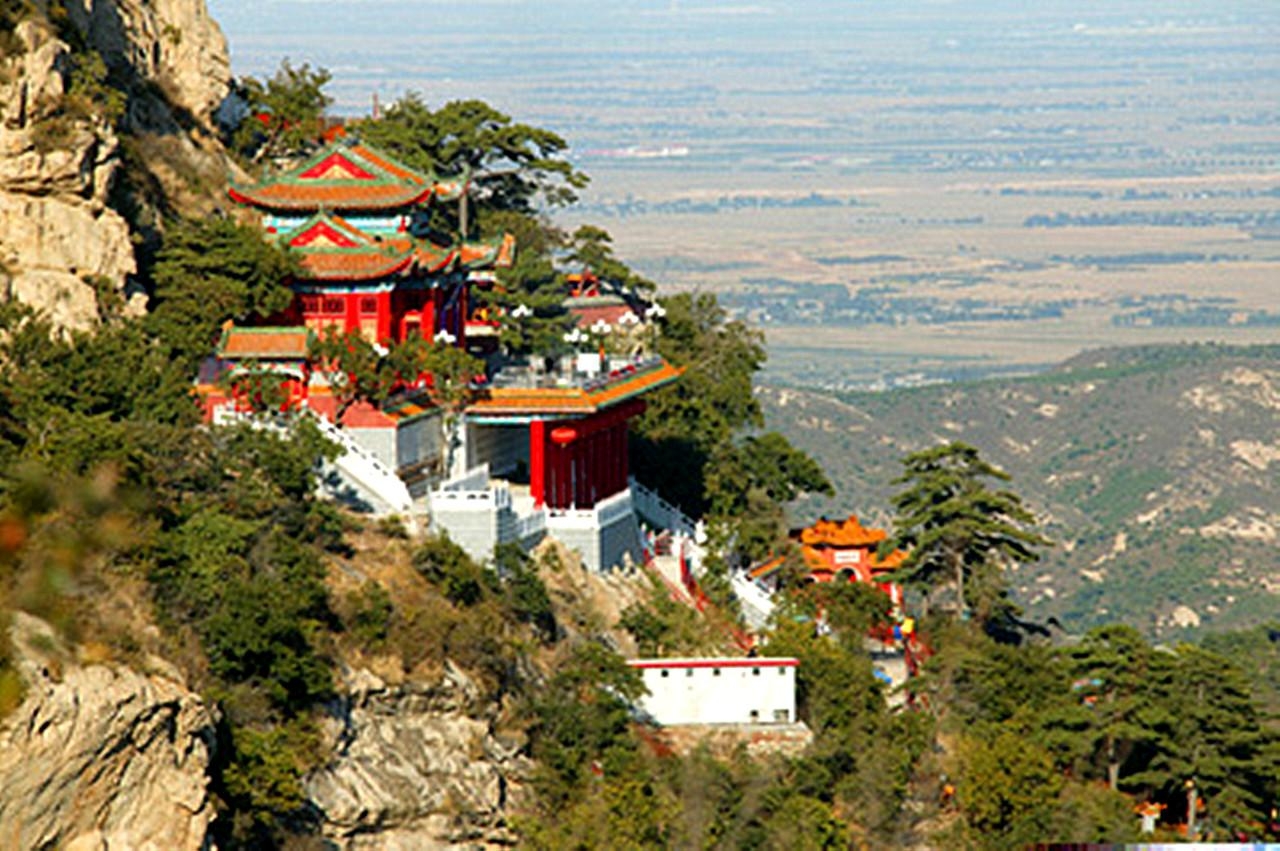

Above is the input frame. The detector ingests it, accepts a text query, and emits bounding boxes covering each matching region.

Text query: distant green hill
[763,343,1280,639]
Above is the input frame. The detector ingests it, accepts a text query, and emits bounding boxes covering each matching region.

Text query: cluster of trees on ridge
[0,50,1276,850]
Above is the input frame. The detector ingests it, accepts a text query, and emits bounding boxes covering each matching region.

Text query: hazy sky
[207,0,1280,116]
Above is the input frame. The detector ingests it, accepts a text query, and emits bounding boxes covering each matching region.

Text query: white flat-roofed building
[628,657,799,726]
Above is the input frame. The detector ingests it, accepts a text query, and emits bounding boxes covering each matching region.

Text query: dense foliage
[885,442,1050,622]
[356,92,588,222]
[630,291,832,564]
[230,60,333,164]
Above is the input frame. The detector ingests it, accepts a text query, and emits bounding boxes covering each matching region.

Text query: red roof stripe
[627,658,799,670]
[290,220,361,248]
[298,152,379,181]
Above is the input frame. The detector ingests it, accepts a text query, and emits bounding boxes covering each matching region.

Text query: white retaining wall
[545,488,643,572]
[629,658,799,726]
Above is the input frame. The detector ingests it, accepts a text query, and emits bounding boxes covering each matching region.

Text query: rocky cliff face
[62,0,231,126]
[0,0,235,330]
[308,663,531,850]
[0,611,535,849]
[0,19,138,329]
[0,613,217,851]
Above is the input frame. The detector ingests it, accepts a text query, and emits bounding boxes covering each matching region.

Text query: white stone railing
[731,571,776,631]
[629,477,698,538]
[430,489,498,506]
[300,408,415,517]
[211,405,415,519]
[597,488,635,527]
[438,463,491,493]
[546,488,634,531]
[514,510,547,541]
[430,465,546,547]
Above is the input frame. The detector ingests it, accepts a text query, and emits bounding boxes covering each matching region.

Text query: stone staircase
[211,405,416,525]
[301,409,416,521]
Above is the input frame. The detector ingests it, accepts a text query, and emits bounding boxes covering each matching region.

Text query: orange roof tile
[748,555,786,581]
[584,360,682,408]
[869,549,907,571]
[229,140,444,212]
[230,182,432,212]
[495,233,516,268]
[799,515,887,548]
[455,233,516,269]
[217,326,312,359]
[413,244,457,274]
[349,144,428,185]
[298,251,415,281]
[278,213,421,281]
[465,359,682,416]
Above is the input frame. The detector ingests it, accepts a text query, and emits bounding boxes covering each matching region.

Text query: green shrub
[345,581,393,649]
[414,533,496,607]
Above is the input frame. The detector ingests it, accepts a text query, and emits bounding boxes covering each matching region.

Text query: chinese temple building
[734,515,920,699]
[745,514,907,608]
[201,136,682,571]
[227,137,513,346]
[431,355,681,571]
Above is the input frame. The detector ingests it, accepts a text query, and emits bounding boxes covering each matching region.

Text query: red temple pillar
[619,421,629,492]
[376,290,392,342]
[554,442,569,509]
[457,281,468,348]
[344,293,360,336]
[530,420,546,507]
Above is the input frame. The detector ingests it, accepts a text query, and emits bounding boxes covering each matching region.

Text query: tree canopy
[231,60,332,163]
[885,441,1050,621]
[358,93,588,230]
[147,216,296,366]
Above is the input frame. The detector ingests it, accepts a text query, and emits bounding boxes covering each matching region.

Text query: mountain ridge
[763,342,1280,638]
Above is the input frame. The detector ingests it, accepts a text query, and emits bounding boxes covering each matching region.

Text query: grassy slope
[763,343,1280,639]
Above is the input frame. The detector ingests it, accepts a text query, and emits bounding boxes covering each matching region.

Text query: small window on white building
[774,709,789,723]
[686,669,694,678]
[749,709,760,723]
[752,667,761,676]
[660,669,669,678]
[713,668,721,677]
[779,668,787,676]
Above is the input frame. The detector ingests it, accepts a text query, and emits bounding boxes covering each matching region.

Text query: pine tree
[884,442,1049,619]
[1134,645,1270,838]
[1051,625,1175,791]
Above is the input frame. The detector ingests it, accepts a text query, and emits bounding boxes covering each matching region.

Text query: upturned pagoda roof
[465,358,682,417]
[216,325,314,360]
[800,515,888,548]
[277,213,515,283]
[229,140,459,213]
[279,212,418,281]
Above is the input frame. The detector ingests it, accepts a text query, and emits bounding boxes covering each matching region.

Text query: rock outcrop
[308,663,531,850]
[0,0,235,330]
[0,19,137,329]
[0,613,218,851]
[62,0,231,126]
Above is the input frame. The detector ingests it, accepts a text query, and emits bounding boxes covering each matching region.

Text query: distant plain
[210,0,1280,388]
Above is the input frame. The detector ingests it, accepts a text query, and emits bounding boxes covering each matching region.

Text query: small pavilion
[748,514,907,607]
